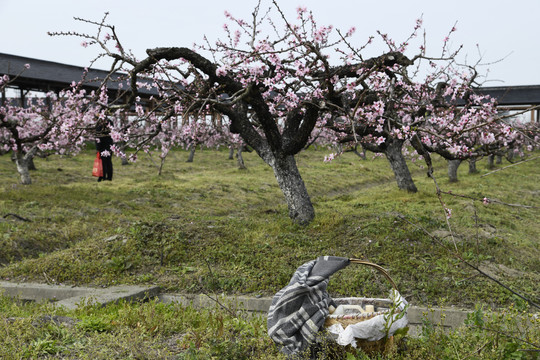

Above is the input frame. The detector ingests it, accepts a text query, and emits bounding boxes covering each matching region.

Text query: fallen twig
[196,258,238,317]
[478,326,540,350]
[3,213,32,222]
[481,155,539,177]
[440,191,538,209]
[42,271,53,285]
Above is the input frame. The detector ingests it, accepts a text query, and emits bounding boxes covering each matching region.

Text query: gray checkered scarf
[267,256,350,355]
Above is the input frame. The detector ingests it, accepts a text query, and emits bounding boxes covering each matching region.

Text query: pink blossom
[445,208,452,219]
[480,132,496,144]
[234,30,241,46]
[324,153,336,162]
[216,66,228,77]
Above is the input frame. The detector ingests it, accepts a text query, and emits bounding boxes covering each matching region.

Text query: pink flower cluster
[45,3,537,178]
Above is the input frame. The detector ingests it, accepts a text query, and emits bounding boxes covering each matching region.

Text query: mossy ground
[1,148,537,307]
[0,148,538,358]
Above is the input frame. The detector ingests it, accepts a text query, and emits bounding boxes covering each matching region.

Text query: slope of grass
[0,148,538,309]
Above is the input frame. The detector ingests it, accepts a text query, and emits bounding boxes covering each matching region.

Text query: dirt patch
[162,333,188,354]
[478,262,536,280]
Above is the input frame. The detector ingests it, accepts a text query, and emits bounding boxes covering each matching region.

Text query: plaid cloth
[267,256,350,355]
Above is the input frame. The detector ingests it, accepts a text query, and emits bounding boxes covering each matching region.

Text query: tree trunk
[236,146,246,170]
[448,159,462,182]
[14,152,32,185]
[228,146,234,160]
[353,144,366,160]
[487,154,495,169]
[384,139,417,192]
[507,149,515,162]
[496,155,503,164]
[11,151,36,170]
[186,144,196,163]
[28,156,37,171]
[270,154,314,225]
[468,158,478,174]
[158,155,166,176]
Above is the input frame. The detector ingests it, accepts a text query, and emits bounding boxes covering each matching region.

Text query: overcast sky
[1,0,539,86]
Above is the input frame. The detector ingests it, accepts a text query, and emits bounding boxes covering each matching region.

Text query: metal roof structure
[0,52,156,98]
[473,85,540,107]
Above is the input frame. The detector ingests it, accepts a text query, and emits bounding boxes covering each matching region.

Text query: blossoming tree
[0,68,101,184]
[53,1,529,224]
[319,23,539,191]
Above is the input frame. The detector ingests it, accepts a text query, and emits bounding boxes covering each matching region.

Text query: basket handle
[349,258,399,292]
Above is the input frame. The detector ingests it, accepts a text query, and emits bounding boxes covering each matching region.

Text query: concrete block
[0,282,479,335]
[55,285,161,309]
[0,281,87,302]
[0,281,160,309]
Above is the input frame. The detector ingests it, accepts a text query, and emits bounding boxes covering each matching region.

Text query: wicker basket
[324,259,404,355]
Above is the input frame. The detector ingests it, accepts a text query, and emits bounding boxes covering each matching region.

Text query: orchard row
[2,2,538,224]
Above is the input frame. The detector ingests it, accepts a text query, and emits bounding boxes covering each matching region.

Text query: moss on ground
[0,149,538,309]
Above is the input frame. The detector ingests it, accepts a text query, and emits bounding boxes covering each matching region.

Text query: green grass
[0,293,538,359]
[0,294,280,359]
[0,148,538,307]
[0,147,539,358]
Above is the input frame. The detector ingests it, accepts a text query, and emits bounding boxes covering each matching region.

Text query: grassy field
[0,148,539,358]
[1,148,538,306]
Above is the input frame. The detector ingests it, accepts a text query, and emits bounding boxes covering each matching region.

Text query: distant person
[95,118,114,182]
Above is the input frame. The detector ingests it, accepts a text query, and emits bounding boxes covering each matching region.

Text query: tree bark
[448,159,462,182]
[228,146,234,160]
[384,139,417,192]
[14,151,34,185]
[353,144,366,160]
[28,156,37,171]
[507,149,515,162]
[468,158,478,174]
[236,146,246,170]
[158,157,165,176]
[487,154,495,169]
[270,154,314,225]
[11,151,36,170]
[186,144,196,163]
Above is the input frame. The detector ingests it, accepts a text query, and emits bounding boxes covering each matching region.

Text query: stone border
[0,281,472,334]
[159,293,472,335]
[0,281,160,309]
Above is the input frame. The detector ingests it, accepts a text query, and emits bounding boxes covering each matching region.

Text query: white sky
[1,0,539,86]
